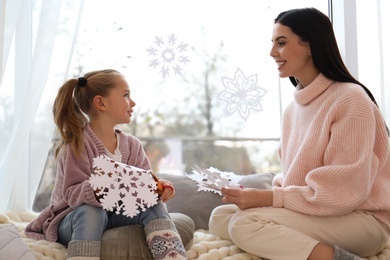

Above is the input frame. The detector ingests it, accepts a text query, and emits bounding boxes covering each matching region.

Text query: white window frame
[329,0,359,79]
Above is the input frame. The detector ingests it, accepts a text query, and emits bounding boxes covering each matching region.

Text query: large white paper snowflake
[89,155,159,217]
[217,68,267,121]
[187,166,243,195]
[146,33,190,78]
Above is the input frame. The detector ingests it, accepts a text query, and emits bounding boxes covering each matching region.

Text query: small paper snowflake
[89,155,159,217]
[217,68,267,121]
[187,166,243,195]
[146,33,190,78]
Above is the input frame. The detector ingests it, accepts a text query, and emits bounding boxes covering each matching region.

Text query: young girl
[25,69,187,260]
[209,8,390,260]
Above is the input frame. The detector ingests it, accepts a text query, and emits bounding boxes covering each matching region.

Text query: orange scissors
[150,171,174,193]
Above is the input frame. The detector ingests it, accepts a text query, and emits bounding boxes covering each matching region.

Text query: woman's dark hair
[274,8,378,105]
[275,8,388,134]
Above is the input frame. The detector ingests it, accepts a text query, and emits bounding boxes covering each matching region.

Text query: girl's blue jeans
[57,202,170,245]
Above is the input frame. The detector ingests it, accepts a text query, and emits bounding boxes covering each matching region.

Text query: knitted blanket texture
[1,211,389,260]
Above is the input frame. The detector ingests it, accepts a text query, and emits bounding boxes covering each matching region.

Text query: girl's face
[105,77,136,125]
[270,23,317,86]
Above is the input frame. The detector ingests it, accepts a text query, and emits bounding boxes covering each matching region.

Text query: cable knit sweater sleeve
[272,74,390,226]
[55,145,102,208]
[25,126,105,241]
[25,125,153,241]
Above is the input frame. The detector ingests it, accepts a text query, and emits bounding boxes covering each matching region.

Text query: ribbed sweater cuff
[272,187,284,208]
[67,240,101,257]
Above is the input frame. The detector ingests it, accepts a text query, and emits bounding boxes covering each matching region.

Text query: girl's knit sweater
[272,73,390,228]
[25,125,151,242]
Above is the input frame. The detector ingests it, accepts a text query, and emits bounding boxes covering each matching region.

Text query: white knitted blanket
[1,211,390,260]
[0,212,67,259]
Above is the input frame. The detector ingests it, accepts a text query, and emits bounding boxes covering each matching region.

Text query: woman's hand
[221,187,273,210]
[158,179,175,202]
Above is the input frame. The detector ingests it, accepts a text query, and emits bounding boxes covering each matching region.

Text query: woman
[209,8,390,260]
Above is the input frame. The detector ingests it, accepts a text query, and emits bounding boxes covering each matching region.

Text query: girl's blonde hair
[53,69,124,157]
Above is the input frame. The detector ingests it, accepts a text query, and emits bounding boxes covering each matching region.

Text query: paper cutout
[146,33,190,78]
[187,166,243,195]
[89,155,159,217]
[218,68,267,121]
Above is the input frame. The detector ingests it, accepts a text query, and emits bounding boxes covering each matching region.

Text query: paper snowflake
[187,166,243,195]
[146,33,190,78]
[89,155,159,217]
[217,68,267,121]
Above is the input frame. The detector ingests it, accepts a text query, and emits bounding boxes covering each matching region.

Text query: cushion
[100,212,194,260]
[0,224,35,260]
[158,173,274,230]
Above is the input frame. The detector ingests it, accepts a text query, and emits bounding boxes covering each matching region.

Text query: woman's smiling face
[270,23,317,86]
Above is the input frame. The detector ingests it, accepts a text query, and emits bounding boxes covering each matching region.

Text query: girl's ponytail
[53,79,88,157]
[52,69,124,157]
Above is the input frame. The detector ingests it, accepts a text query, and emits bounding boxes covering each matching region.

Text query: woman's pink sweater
[272,73,390,228]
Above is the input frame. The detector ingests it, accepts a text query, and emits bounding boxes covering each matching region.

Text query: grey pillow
[101,213,194,260]
[0,224,36,260]
[158,173,274,230]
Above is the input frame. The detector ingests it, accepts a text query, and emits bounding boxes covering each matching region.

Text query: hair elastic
[78,77,87,87]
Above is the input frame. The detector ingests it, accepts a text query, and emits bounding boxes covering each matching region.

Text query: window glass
[70,0,327,172]
[34,0,328,210]
[356,0,390,124]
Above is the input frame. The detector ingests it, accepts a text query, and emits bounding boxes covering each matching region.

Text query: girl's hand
[221,187,273,210]
[158,179,175,202]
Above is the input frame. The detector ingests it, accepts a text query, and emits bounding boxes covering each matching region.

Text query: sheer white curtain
[0,0,84,212]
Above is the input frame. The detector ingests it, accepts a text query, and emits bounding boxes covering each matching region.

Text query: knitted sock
[67,240,101,259]
[333,246,363,260]
[145,219,187,260]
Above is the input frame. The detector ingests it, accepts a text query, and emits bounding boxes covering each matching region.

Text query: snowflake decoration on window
[187,166,243,195]
[217,68,267,121]
[89,155,159,217]
[146,33,190,78]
